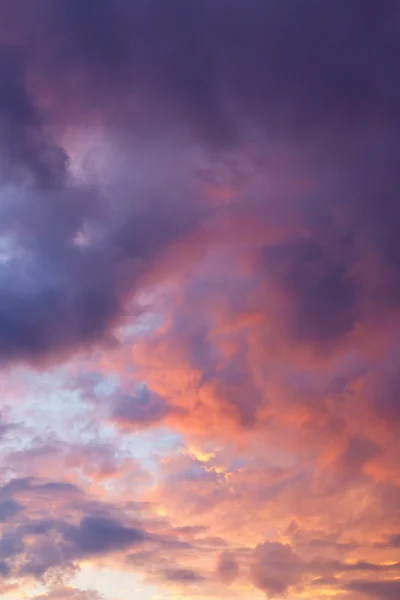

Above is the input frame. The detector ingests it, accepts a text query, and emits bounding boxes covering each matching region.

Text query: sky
[0,1,400,599]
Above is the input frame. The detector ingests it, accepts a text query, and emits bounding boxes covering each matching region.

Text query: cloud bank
[0,1,400,599]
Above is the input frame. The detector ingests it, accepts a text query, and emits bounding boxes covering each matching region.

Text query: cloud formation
[0,1,400,599]
[0,0,398,366]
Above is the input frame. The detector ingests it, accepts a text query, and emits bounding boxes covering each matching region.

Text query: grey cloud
[345,580,400,600]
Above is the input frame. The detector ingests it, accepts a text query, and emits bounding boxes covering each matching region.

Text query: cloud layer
[0,1,400,599]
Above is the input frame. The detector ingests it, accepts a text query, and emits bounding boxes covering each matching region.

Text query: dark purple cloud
[32,0,400,139]
[65,516,146,556]
[345,580,400,600]
[261,237,357,346]
[0,0,399,366]
[112,386,174,428]
[0,48,67,187]
[0,478,149,579]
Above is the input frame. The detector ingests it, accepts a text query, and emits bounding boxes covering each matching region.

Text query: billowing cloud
[0,0,398,366]
[0,2,400,600]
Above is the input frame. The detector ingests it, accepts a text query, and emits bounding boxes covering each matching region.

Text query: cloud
[33,587,105,600]
[27,0,400,141]
[216,551,239,584]
[111,386,174,428]
[1,2,400,599]
[250,541,305,597]
[345,580,400,600]
[387,534,400,548]
[0,473,215,593]
[163,567,204,583]
[0,477,149,580]
[0,0,399,368]
[0,499,21,522]
[249,538,400,597]
[0,48,67,187]
[0,148,203,366]
[65,516,146,556]
[260,237,357,346]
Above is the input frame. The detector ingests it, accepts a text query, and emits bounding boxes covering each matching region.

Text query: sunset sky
[0,2,400,599]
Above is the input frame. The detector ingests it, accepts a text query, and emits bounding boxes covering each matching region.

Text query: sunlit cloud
[0,1,400,599]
